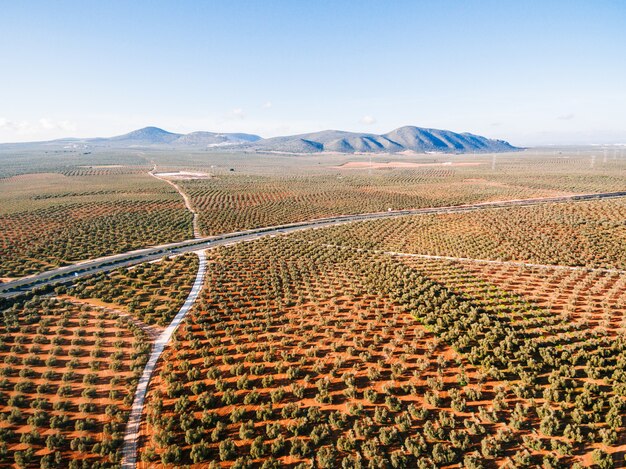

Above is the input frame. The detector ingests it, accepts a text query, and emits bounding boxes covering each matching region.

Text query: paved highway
[1,190,625,299]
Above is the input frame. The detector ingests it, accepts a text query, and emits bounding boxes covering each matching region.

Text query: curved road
[1,190,625,300]
[121,250,207,468]
[149,168,202,239]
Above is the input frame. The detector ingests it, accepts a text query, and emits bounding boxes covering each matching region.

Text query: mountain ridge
[0,125,519,153]
[248,126,517,153]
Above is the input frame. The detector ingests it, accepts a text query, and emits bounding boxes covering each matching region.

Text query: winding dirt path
[121,250,207,468]
[384,251,626,274]
[314,242,626,275]
[150,166,201,238]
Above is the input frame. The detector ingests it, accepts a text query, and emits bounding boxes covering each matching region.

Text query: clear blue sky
[1,0,625,145]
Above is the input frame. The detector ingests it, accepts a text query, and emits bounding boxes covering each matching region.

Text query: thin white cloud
[557,113,575,121]
[262,101,273,109]
[229,108,245,119]
[360,115,376,125]
[0,118,30,132]
[39,118,56,130]
[39,118,77,131]
[0,117,76,134]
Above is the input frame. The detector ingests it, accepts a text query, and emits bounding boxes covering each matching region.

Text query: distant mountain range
[251,127,517,153]
[3,126,519,153]
[90,127,262,147]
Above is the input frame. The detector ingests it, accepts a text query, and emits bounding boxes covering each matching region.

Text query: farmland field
[292,198,626,270]
[0,147,625,468]
[173,151,626,236]
[0,170,193,278]
[178,171,563,236]
[0,296,149,468]
[1,149,624,277]
[0,252,200,467]
[135,224,626,468]
[65,254,199,327]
